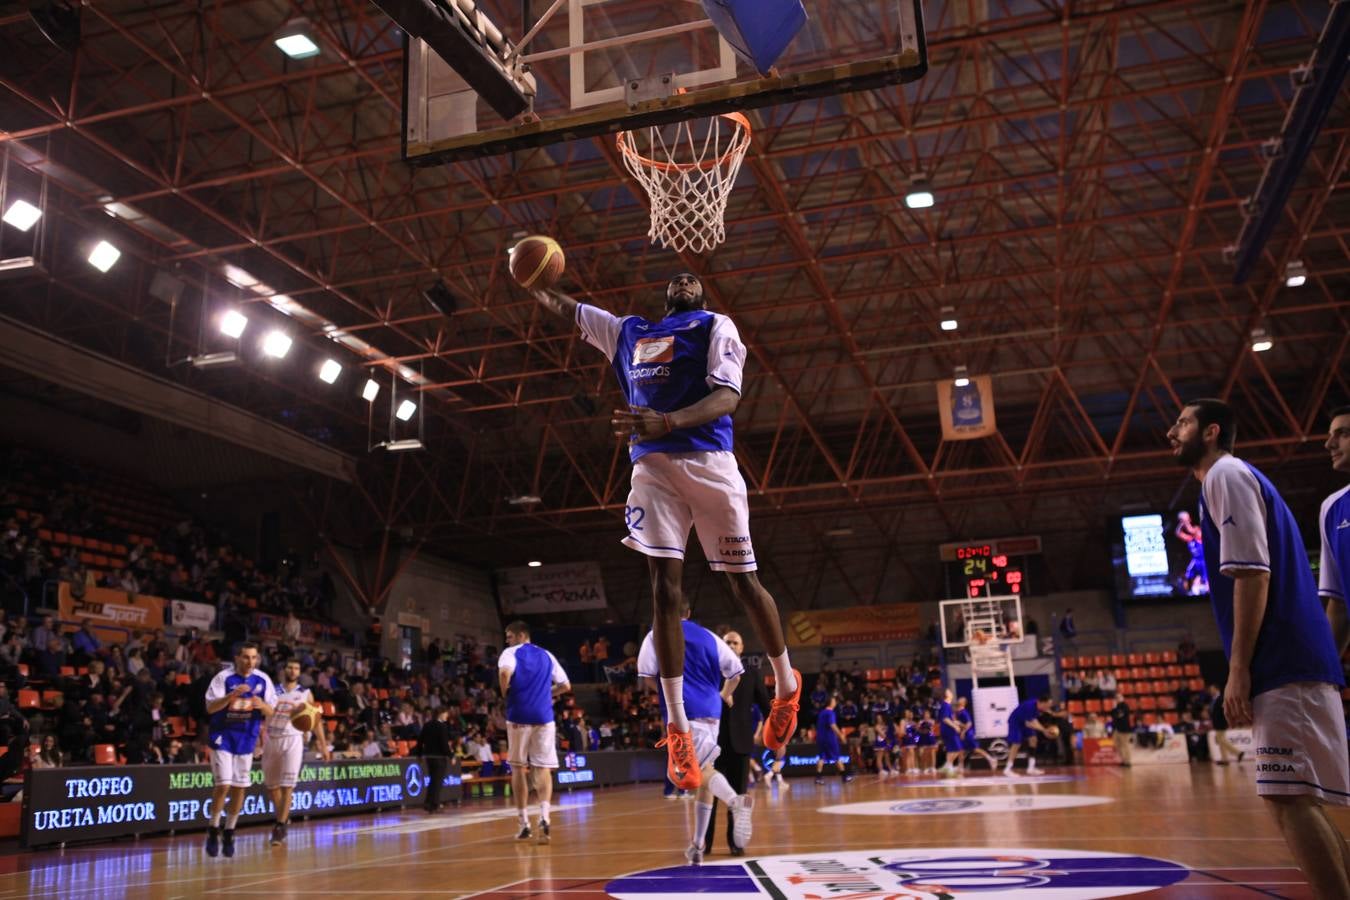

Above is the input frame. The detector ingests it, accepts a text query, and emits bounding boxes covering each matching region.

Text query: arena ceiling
[1,0,1347,610]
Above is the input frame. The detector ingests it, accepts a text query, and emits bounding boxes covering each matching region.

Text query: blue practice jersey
[499,642,569,725]
[816,707,839,743]
[938,701,958,740]
[1319,484,1350,605]
[638,620,743,720]
[956,707,974,736]
[1008,698,1040,729]
[577,304,746,463]
[205,667,276,755]
[1198,456,1344,695]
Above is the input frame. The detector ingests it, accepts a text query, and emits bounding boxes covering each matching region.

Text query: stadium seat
[1067,700,1085,714]
[1130,667,1148,681]
[1144,652,1161,665]
[59,666,75,677]
[1139,696,1158,711]
[1161,651,1178,663]
[1085,699,1103,713]
[1165,665,1182,678]
[175,674,191,685]
[1183,663,1200,677]
[881,668,895,681]
[17,690,39,710]
[1109,654,1126,667]
[1072,716,1086,732]
[864,669,881,683]
[93,745,117,765]
[1188,678,1205,691]
[1142,713,1157,727]
[1092,655,1110,668]
[1163,711,1180,725]
[16,664,28,677]
[41,691,62,708]
[321,701,337,717]
[1148,666,1166,679]
[69,535,84,548]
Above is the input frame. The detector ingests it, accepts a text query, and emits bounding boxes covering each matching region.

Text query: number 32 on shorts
[624,506,645,531]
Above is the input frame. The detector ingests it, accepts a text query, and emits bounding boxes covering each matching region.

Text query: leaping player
[1175,511,1209,595]
[263,658,331,846]
[637,604,753,864]
[531,274,801,791]
[203,642,276,858]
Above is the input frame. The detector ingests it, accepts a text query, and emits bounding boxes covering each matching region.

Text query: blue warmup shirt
[1009,699,1039,729]
[499,642,568,725]
[816,708,839,746]
[576,304,746,463]
[1319,485,1350,605]
[206,667,276,755]
[1199,456,1344,695]
[957,708,977,747]
[938,701,959,741]
[637,619,744,720]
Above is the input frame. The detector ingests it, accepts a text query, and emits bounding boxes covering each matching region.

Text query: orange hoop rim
[616,111,753,174]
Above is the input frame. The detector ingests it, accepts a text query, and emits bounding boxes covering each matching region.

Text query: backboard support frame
[402,0,927,165]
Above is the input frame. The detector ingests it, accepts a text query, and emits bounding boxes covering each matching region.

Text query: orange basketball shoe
[656,724,701,791]
[762,668,802,751]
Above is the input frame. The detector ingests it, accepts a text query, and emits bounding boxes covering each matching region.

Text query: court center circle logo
[605,847,1189,898]
[820,795,1113,816]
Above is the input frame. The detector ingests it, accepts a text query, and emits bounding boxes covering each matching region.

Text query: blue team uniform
[1007,698,1040,745]
[902,722,920,747]
[1199,457,1344,695]
[206,668,276,755]
[917,720,937,747]
[499,642,569,725]
[957,708,978,750]
[872,722,892,752]
[939,700,962,752]
[637,619,743,720]
[816,708,841,762]
[1319,485,1350,607]
[577,306,741,463]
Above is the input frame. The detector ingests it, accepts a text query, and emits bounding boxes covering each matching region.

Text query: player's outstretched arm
[531,287,579,320]
[612,387,741,441]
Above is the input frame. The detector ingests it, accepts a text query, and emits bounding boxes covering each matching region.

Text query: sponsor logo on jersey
[1338,519,1350,529]
[605,848,1189,898]
[632,335,674,365]
[627,365,671,383]
[1222,515,1236,526]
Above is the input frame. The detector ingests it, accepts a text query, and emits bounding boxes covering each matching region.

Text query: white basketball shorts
[507,721,559,769]
[692,717,721,769]
[263,734,305,789]
[211,748,255,788]
[1252,681,1350,805]
[622,451,757,572]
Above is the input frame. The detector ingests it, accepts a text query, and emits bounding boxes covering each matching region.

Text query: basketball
[290,703,319,734]
[1045,725,1061,739]
[509,235,565,289]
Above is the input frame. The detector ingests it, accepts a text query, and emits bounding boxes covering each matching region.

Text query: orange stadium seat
[1092,655,1110,668]
[41,691,62,708]
[37,529,52,541]
[1110,654,1127,667]
[93,745,117,765]
[1183,663,1200,677]
[69,535,84,548]
[16,690,39,710]
[1067,700,1085,714]
[1060,656,1076,669]
[1188,679,1205,691]
[1139,696,1158,711]
[1143,652,1161,665]
[1085,700,1103,714]
[59,666,75,677]
[1161,651,1178,664]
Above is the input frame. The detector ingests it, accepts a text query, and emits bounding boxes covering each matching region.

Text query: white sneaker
[1026,766,1041,776]
[685,843,704,866]
[1003,768,1021,777]
[730,795,754,848]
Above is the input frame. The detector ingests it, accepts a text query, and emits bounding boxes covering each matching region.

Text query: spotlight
[362,379,380,402]
[395,399,417,421]
[2,200,41,232]
[275,32,320,59]
[905,177,934,210]
[953,365,970,388]
[189,351,238,369]
[1250,328,1273,353]
[507,494,542,506]
[318,359,342,384]
[219,310,249,338]
[379,439,424,452]
[527,560,543,568]
[87,240,120,272]
[1284,260,1307,288]
[939,306,958,331]
[261,330,292,358]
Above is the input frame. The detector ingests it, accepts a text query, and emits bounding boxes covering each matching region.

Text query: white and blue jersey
[499,642,569,726]
[1318,484,1350,605]
[1198,456,1344,695]
[637,619,743,720]
[577,304,746,463]
[205,667,276,755]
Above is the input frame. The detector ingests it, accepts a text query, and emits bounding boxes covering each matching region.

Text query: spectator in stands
[29,614,57,653]
[0,632,24,670]
[284,611,302,646]
[33,733,64,768]
[71,619,101,662]
[37,636,67,678]
[125,646,145,677]
[1058,608,1077,649]
[1063,670,1083,698]
[1177,633,1198,664]
[1084,713,1107,738]
[1098,668,1117,698]
[359,728,383,759]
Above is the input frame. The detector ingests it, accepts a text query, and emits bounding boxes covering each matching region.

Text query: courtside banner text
[58,582,165,634]
[22,759,462,847]
[497,561,608,614]
[787,604,920,646]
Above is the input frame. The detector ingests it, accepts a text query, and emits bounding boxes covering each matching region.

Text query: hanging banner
[786,604,920,646]
[58,583,165,633]
[169,599,216,631]
[497,562,608,615]
[936,374,997,440]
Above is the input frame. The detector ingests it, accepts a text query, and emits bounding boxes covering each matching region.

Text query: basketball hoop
[617,112,752,254]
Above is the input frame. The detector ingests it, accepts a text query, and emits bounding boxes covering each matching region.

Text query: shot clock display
[939,536,1040,599]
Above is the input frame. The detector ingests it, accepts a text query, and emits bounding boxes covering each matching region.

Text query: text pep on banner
[59,583,165,635]
[496,562,608,615]
[935,374,997,440]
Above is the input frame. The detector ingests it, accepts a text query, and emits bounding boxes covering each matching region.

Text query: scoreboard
[939,535,1041,599]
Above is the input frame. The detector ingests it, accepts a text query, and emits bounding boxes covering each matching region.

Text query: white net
[617,112,751,255]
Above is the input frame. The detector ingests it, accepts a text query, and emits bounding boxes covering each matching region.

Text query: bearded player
[263,659,331,846]
[1318,405,1350,653]
[531,275,801,791]
[204,642,275,858]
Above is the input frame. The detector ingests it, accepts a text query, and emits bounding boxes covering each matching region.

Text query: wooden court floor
[1,763,1346,899]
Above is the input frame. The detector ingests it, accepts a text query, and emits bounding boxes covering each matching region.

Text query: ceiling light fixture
[219,310,249,339]
[905,176,934,209]
[953,365,970,388]
[1284,260,1307,288]
[275,32,320,59]
[261,330,292,358]
[362,379,380,402]
[939,305,958,331]
[318,359,342,384]
[87,240,120,272]
[2,200,41,232]
[395,399,417,421]
[1250,328,1273,353]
